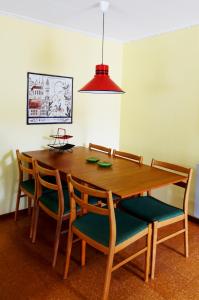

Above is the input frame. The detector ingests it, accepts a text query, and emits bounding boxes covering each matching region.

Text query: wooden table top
[25,147,186,198]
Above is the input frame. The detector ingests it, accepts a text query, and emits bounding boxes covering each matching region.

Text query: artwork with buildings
[27,72,73,124]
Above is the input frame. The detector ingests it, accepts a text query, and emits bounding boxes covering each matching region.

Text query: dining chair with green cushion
[119,159,192,279]
[112,149,143,202]
[89,142,112,155]
[15,149,36,238]
[32,160,72,268]
[32,160,99,267]
[64,174,152,300]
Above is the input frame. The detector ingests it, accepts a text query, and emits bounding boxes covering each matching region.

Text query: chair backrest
[151,159,192,214]
[16,149,35,182]
[113,149,143,164]
[67,174,116,247]
[34,160,65,216]
[89,143,111,155]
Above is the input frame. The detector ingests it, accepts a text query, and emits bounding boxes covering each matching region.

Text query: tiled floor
[0,211,199,300]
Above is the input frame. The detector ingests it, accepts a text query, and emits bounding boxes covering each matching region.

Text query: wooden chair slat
[89,143,111,155]
[152,159,190,174]
[113,149,143,164]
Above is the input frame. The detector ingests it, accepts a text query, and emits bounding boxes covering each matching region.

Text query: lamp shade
[79,64,125,94]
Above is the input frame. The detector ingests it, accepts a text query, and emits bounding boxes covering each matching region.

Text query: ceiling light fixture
[79,1,125,94]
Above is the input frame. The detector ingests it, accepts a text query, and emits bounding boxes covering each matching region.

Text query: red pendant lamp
[79,1,125,94]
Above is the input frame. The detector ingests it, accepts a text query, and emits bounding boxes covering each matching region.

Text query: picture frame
[27,72,73,125]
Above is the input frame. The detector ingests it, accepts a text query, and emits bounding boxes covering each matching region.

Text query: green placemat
[86,157,99,163]
[97,161,112,167]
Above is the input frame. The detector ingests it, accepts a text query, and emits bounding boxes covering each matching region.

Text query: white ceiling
[0,0,199,42]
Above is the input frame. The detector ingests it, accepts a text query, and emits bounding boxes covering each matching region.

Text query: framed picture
[27,72,73,124]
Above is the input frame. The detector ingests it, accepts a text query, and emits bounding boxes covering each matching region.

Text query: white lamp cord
[102,12,105,65]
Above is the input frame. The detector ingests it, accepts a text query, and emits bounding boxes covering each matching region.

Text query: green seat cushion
[41,175,68,189]
[21,179,35,195]
[39,188,70,214]
[73,209,148,247]
[120,196,184,222]
[20,176,67,196]
[29,184,102,214]
[88,196,99,205]
[99,193,121,204]
[75,191,119,205]
[74,189,100,206]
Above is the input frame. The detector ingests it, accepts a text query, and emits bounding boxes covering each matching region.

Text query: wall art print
[27,72,73,124]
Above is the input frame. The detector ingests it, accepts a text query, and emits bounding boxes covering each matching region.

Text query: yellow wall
[0,15,123,214]
[1,14,199,216]
[121,26,199,215]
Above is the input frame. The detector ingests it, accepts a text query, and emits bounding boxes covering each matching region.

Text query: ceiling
[0,0,199,42]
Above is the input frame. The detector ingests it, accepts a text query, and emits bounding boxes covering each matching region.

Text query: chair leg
[52,219,62,268]
[32,205,40,243]
[151,221,158,280]
[81,240,86,267]
[29,200,36,239]
[145,224,152,282]
[15,187,21,221]
[28,197,32,215]
[102,250,114,300]
[184,216,189,258]
[63,228,74,279]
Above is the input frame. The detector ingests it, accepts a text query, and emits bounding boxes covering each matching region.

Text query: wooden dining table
[25,147,187,199]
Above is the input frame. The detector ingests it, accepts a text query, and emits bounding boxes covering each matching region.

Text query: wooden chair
[113,149,143,164]
[32,159,100,267]
[64,174,152,300]
[119,159,192,279]
[32,160,72,268]
[89,143,111,155]
[113,150,143,201]
[15,149,35,238]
